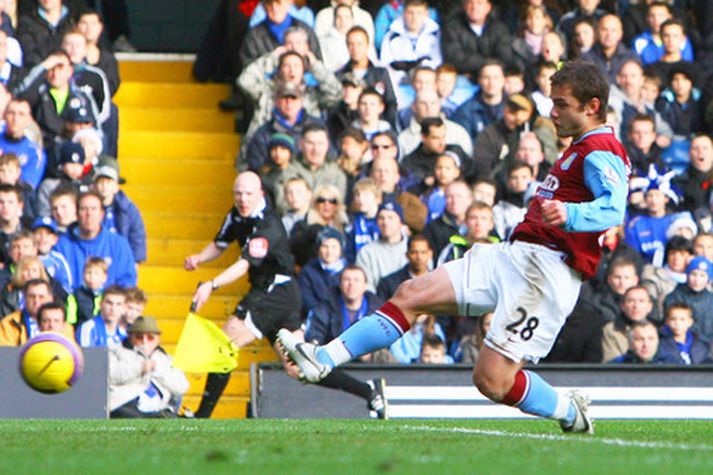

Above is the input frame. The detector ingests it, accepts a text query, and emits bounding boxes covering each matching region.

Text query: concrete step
[146,238,240,268]
[143,212,228,240]
[138,265,250,296]
[123,184,235,213]
[118,60,196,83]
[118,131,239,160]
[146,293,238,319]
[122,107,234,133]
[120,158,236,187]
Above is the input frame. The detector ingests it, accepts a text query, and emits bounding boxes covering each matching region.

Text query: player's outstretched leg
[474,347,593,434]
[278,268,458,383]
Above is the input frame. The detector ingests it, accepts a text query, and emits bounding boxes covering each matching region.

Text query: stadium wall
[0,348,108,419]
[253,364,713,420]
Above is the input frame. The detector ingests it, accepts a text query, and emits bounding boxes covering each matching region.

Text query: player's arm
[561,151,629,232]
[192,258,250,311]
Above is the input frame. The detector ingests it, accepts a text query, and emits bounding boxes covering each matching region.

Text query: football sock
[502,370,576,424]
[194,372,231,418]
[316,302,411,368]
[318,369,372,400]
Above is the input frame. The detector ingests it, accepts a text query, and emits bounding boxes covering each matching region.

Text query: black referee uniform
[214,204,302,344]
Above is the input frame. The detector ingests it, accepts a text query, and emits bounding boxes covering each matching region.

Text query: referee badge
[248,237,269,258]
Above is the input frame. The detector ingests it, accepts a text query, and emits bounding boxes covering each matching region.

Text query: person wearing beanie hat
[36,141,93,218]
[298,226,347,317]
[356,199,408,292]
[262,133,303,215]
[664,255,713,342]
[108,315,190,418]
[93,160,147,264]
[641,235,693,315]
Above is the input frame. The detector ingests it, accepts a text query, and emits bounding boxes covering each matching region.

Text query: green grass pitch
[3,419,712,474]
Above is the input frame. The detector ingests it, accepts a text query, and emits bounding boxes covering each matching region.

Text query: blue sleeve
[112,237,137,287]
[563,151,628,232]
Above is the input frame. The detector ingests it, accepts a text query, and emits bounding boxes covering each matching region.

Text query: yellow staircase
[115,59,278,418]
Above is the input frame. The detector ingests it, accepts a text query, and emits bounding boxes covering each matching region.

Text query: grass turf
[2,419,712,475]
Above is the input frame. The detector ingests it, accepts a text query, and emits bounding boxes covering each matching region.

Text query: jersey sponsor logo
[540,174,560,192]
[561,152,577,170]
[248,237,269,259]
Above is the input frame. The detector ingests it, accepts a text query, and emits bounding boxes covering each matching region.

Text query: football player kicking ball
[279,60,630,433]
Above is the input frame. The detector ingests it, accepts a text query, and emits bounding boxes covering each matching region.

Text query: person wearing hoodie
[93,163,146,264]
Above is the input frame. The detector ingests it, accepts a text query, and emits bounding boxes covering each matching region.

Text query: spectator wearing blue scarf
[298,227,347,317]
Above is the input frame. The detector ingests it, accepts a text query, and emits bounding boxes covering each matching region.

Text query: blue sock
[510,370,576,424]
[315,310,406,368]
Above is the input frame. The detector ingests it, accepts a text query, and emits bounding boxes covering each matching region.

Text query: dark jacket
[17,8,75,67]
[305,286,383,344]
[67,285,101,327]
[451,91,504,144]
[581,43,638,86]
[297,258,343,316]
[441,11,512,78]
[423,211,460,265]
[107,190,147,263]
[671,165,712,216]
[472,119,518,181]
[664,284,713,342]
[94,48,121,97]
[245,111,320,171]
[609,350,674,364]
[401,143,470,194]
[377,265,411,301]
[239,18,321,67]
[657,327,711,365]
[544,296,606,363]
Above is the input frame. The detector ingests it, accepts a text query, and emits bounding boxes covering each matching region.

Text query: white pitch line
[401,425,713,451]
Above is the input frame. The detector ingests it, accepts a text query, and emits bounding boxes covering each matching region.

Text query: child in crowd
[122,287,148,332]
[418,333,452,364]
[664,256,713,342]
[492,162,534,240]
[657,303,710,364]
[656,65,703,137]
[32,217,72,294]
[503,65,526,96]
[531,61,557,118]
[422,151,461,223]
[472,179,497,207]
[337,128,371,195]
[390,314,448,364]
[281,177,313,235]
[345,178,382,262]
[67,257,108,327]
[435,64,458,117]
[37,142,92,217]
[0,154,37,220]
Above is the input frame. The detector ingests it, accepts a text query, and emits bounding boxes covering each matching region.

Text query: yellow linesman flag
[172,313,238,373]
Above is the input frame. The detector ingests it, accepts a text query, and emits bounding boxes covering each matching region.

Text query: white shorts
[442,241,582,363]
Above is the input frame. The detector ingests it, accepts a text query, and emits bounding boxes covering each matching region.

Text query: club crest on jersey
[248,237,269,258]
[561,152,577,171]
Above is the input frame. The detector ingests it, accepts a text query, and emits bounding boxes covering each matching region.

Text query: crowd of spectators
[0,1,163,417]
[206,0,713,366]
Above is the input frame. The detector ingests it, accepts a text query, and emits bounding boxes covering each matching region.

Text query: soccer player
[279,60,630,433]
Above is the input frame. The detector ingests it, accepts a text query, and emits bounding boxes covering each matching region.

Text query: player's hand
[541,199,567,226]
[184,254,201,271]
[192,281,213,311]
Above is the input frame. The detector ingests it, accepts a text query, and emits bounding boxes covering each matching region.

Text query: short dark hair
[407,234,431,251]
[50,183,79,204]
[647,1,671,14]
[508,161,533,177]
[103,285,127,299]
[660,18,685,35]
[421,333,445,351]
[550,60,609,122]
[347,25,369,41]
[665,302,693,319]
[23,278,51,294]
[420,116,445,136]
[278,50,306,71]
[78,190,104,207]
[623,285,651,301]
[629,113,655,129]
[404,0,428,7]
[301,122,329,138]
[358,87,385,105]
[340,127,367,144]
[37,302,66,323]
[0,183,23,203]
